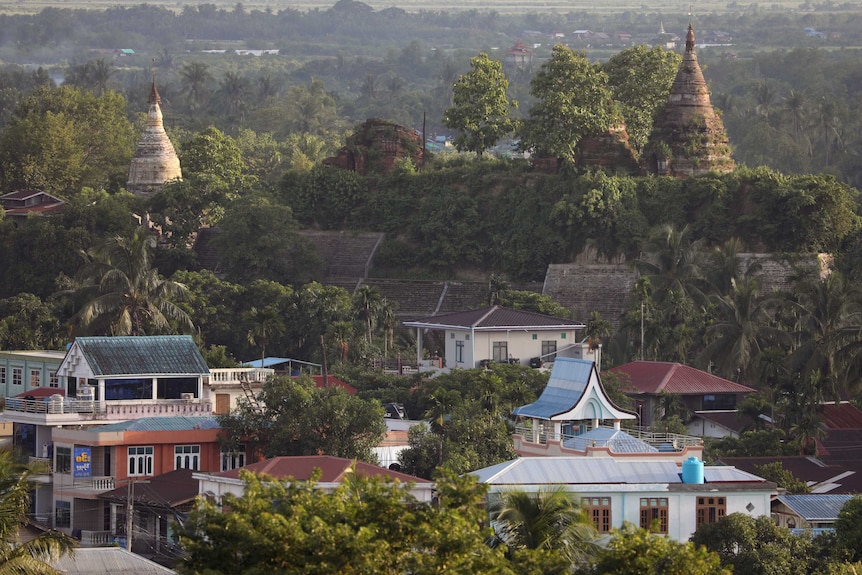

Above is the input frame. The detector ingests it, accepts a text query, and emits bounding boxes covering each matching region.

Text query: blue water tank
[681,457,704,484]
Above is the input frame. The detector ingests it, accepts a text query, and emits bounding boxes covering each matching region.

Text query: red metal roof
[214,455,431,484]
[820,402,862,430]
[609,361,756,395]
[307,375,356,395]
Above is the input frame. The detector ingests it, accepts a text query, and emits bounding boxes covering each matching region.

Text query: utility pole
[126,478,135,551]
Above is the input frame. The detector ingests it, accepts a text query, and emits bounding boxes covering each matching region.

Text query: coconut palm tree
[180,61,214,111]
[788,270,862,402]
[697,276,790,384]
[783,89,807,145]
[0,451,75,573]
[489,487,598,565]
[245,305,285,363]
[65,228,194,336]
[353,285,383,346]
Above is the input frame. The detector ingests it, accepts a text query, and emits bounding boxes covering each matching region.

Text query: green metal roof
[74,335,209,376]
[86,415,220,433]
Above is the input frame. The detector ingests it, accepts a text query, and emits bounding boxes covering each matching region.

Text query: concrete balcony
[2,397,212,426]
[209,367,274,387]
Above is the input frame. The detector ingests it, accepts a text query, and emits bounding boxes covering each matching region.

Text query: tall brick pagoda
[645,24,734,177]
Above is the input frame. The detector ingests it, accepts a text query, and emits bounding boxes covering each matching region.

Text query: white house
[403,305,592,370]
[472,456,775,541]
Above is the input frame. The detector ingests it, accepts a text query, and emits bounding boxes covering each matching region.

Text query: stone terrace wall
[543,263,636,328]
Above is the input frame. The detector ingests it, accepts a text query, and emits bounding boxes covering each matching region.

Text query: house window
[174,445,200,470]
[30,369,41,387]
[582,497,612,533]
[55,447,71,474]
[541,340,557,361]
[696,496,726,527]
[492,342,508,363]
[702,394,737,410]
[465,333,470,340]
[450,333,455,339]
[640,497,668,534]
[128,446,154,476]
[0,366,5,386]
[532,334,537,340]
[55,500,71,528]
[221,445,246,471]
[49,371,59,388]
[560,333,566,339]
[12,367,22,386]
[455,340,464,364]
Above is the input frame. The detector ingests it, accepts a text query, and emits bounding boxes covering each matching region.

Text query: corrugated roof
[692,410,754,434]
[213,455,432,484]
[74,335,209,376]
[610,361,756,395]
[404,305,584,330]
[777,494,854,521]
[513,359,591,419]
[51,548,176,574]
[563,428,658,453]
[99,469,199,508]
[85,415,220,433]
[472,457,766,486]
[820,403,862,430]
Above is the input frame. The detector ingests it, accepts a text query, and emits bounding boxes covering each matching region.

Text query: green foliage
[496,290,571,318]
[835,496,862,562]
[0,450,76,572]
[603,45,681,151]
[753,462,810,494]
[0,85,134,195]
[212,193,321,285]
[443,53,517,156]
[704,429,797,460]
[280,164,366,229]
[580,523,730,575]
[690,513,812,575]
[0,293,62,350]
[218,374,387,462]
[178,468,516,575]
[519,45,617,165]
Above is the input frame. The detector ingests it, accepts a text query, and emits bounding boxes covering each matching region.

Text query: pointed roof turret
[645,23,735,177]
[127,72,182,197]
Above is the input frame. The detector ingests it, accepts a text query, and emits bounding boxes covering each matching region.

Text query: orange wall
[114,428,222,480]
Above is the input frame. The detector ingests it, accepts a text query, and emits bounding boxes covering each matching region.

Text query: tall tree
[518,44,617,165]
[0,450,75,573]
[443,52,517,156]
[177,468,517,575]
[602,45,681,151]
[179,61,214,111]
[64,228,194,336]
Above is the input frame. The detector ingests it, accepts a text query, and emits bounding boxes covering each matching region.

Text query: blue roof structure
[512,358,636,422]
[563,427,658,453]
[513,358,592,419]
[84,415,220,433]
[777,494,854,521]
[71,336,209,376]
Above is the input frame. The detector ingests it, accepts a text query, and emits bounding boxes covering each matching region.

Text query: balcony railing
[79,530,114,547]
[514,424,702,451]
[209,367,274,385]
[4,398,211,420]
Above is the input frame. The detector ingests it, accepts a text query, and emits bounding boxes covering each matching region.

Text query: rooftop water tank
[682,456,704,484]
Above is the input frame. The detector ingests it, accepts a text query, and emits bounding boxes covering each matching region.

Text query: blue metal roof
[74,336,209,376]
[512,358,592,419]
[563,427,658,453]
[85,415,220,433]
[777,494,854,521]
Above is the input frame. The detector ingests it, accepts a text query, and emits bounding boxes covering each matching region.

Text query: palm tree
[0,451,75,572]
[180,61,214,111]
[697,277,790,384]
[88,59,116,96]
[353,285,383,345]
[487,274,510,306]
[217,71,251,121]
[65,228,194,336]
[489,487,598,565]
[813,97,841,167]
[634,224,705,309]
[584,311,613,351]
[783,89,807,145]
[788,271,862,402]
[245,305,285,363]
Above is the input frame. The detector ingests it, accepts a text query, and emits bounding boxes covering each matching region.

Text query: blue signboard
[73,447,92,478]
